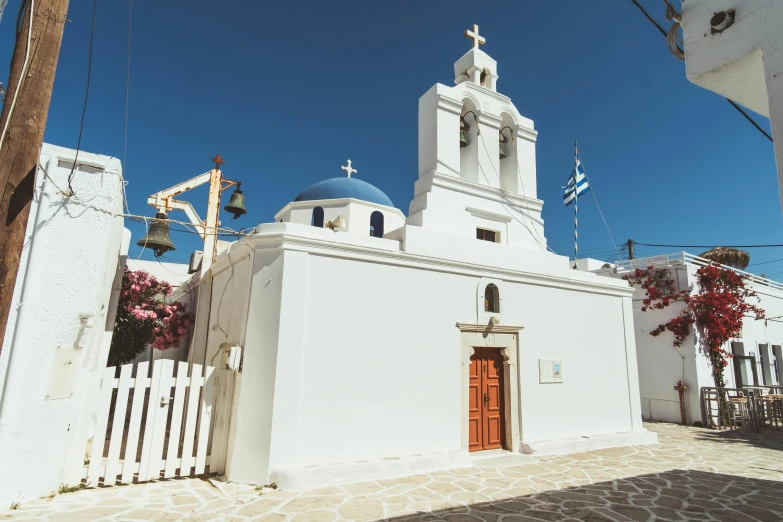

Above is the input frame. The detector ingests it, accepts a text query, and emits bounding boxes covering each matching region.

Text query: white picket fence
[84,359,235,486]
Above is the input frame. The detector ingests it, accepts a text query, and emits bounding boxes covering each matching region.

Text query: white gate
[83,359,235,486]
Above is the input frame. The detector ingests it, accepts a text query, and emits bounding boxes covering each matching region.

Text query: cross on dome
[464,24,485,49]
[341,159,357,178]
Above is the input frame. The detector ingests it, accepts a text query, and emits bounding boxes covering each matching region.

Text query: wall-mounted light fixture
[710,9,735,34]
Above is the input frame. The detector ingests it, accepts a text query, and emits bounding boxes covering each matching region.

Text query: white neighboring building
[125,259,192,289]
[184,27,655,490]
[0,144,127,505]
[585,252,783,425]
[680,1,783,208]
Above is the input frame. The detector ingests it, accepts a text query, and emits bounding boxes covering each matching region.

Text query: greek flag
[563,157,590,207]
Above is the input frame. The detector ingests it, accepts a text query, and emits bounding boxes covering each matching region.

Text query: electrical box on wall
[221,343,242,372]
[189,250,203,274]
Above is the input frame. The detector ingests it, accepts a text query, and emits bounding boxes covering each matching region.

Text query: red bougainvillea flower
[624,263,764,387]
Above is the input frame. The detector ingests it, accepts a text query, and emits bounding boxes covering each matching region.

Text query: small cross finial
[464,24,485,49]
[341,159,357,178]
[211,154,225,171]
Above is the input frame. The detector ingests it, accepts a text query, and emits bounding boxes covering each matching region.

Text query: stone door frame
[457,323,522,452]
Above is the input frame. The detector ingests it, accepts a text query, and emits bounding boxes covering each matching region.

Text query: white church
[181,25,656,489]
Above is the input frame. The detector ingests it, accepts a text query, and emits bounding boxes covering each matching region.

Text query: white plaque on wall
[539,359,563,384]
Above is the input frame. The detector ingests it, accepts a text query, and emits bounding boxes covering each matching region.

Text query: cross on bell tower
[212,154,225,171]
[454,24,497,91]
[464,24,485,49]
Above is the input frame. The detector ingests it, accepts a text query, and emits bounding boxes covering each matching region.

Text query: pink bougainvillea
[108,268,194,366]
[624,264,765,387]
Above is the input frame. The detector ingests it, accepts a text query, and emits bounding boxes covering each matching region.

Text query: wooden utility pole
[626,239,635,260]
[0,0,70,351]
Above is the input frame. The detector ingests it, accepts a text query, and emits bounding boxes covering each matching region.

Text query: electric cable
[475,132,556,254]
[121,0,133,214]
[576,151,620,258]
[635,241,783,249]
[66,0,97,195]
[628,0,773,142]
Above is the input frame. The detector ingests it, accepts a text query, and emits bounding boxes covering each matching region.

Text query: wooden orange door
[469,348,506,452]
[469,350,483,451]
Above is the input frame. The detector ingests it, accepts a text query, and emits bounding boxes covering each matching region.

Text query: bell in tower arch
[499,127,513,160]
[460,116,470,148]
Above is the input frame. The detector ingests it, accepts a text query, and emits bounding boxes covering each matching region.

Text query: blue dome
[295,177,394,207]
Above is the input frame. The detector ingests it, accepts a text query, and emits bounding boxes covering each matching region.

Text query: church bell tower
[407,25,546,252]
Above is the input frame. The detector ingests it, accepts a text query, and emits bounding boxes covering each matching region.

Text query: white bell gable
[409,26,544,252]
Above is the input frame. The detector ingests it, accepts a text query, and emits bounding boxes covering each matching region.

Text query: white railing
[614,252,783,292]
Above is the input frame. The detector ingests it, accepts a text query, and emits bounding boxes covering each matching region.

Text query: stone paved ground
[2,423,782,521]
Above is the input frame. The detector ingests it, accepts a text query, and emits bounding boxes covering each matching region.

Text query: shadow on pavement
[387,469,783,521]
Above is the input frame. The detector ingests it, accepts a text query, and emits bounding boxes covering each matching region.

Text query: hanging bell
[460,117,470,148]
[499,134,507,160]
[137,212,175,257]
[224,184,247,219]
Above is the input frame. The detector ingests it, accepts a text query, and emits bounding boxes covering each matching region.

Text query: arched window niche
[370,211,384,238]
[476,277,504,324]
[311,206,324,228]
[485,283,500,313]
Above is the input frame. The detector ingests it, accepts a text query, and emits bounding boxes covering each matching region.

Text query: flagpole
[573,141,578,268]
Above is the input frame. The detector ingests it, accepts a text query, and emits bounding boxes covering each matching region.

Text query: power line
[578,245,618,254]
[121,0,133,214]
[629,0,773,142]
[635,241,783,249]
[748,257,783,267]
[67,0,97,195]
[725,99,773,142]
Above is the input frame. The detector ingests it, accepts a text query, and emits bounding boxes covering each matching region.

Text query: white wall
[202,243,254,369]
[0,144,126,505]
[223,223,646,485]
[622,265,701,424]
[223,248,286,484]
[294,255,638,456]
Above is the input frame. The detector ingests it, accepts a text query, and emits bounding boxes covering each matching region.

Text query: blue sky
[2,1,781,275]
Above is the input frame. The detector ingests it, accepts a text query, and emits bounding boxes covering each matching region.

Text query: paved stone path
[2,423,782,521]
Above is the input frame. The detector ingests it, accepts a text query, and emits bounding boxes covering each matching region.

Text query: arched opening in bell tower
[459,99,479,183]
[499,112,519,193]
[480,69,487,87]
